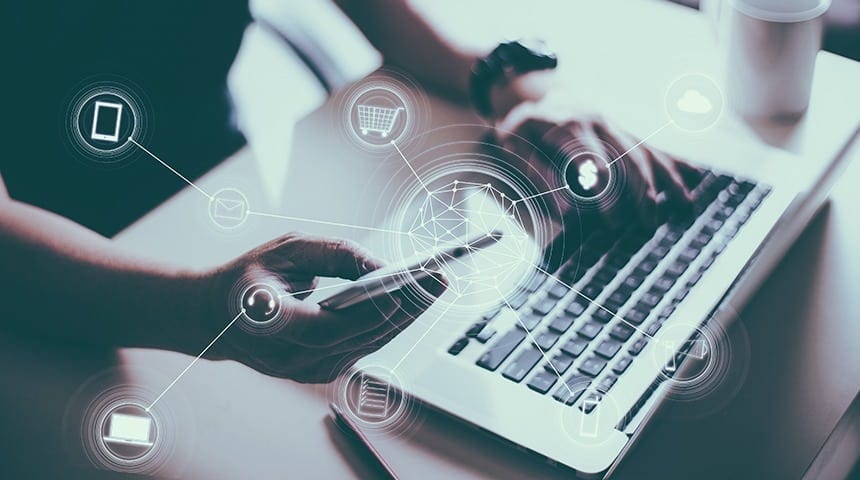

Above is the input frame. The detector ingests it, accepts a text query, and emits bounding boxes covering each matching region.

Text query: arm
[334,0,555,119]
[0,175,204,354]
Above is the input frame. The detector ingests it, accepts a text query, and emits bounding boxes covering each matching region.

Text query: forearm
[0,198,206,354]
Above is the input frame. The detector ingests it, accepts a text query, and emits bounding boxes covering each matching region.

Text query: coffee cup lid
[730,0,831,22]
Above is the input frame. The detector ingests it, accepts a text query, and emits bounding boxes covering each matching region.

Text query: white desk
[1,1,858,479]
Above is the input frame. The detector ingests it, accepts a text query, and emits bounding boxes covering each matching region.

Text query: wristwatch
[469,39,558,118]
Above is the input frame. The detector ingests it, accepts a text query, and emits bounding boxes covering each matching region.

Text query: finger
[591,123,658,229]
[273,233,384,280]
[650,151,695,217]
[283,293,401,348]
[280,274,319,300]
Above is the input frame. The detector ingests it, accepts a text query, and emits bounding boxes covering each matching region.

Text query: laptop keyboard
[447,169,771,411]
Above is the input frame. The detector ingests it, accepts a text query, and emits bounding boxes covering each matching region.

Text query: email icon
[213,198,246,220]
[209,188,250,229]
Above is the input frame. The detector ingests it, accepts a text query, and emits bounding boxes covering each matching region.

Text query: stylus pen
[329,403,399,480]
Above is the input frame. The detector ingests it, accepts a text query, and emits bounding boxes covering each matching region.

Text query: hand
[495,97,702,232]
[198,233,446,383]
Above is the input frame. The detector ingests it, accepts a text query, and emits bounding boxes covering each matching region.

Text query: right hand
[197,233,446,383]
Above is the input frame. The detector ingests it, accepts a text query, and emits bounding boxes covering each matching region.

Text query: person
[0,0,699,384]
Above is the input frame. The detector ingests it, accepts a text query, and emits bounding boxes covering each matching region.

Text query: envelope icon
[213,197,246,220]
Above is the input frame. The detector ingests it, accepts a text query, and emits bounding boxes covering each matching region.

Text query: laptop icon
[103,412,153,447]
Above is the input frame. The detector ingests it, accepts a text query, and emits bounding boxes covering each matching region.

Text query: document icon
[357,373,392,420]
[104,412,153,447]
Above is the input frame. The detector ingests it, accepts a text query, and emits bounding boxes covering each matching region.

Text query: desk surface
[1,1,859,479]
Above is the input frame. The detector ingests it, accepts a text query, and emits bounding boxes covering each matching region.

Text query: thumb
[273,234,385,280]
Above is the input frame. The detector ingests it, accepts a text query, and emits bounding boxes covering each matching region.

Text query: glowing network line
[146,309,246,412]
[605,121,673,167]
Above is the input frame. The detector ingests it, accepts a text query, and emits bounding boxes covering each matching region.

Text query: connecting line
[605,121,673,168]
[246,211,410,237]
[531,263,655,341]
[146,309,245,412]
[514,185,570,204]
[390,140,430,194]
[391,299,456,372]
[128,138,212,199]
[495,288,578,397]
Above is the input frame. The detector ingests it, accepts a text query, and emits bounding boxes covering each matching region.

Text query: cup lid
[730,0,831,22]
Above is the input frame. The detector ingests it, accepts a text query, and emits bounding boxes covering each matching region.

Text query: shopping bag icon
[213,197,246,220]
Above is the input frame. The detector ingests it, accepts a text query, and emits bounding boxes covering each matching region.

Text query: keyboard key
[593,266,618,285]
[552,375,591,405]
[477,329,527,371]
[580,392,603,413]
[561,338,589,357]
[508,294,528,310]
[528,370,559,394]
[548,314,576,333]
[677,246,701,263]
[517,312,543,331]
[626,308,649,325]
[651,276,676,294]
[581,282,603,299]
[612,356,633,374]
[577,321,603,340]
[596,374,618,394]
[532,298,556,316]
[534,330,561,351]
[476,328,497,343]
[502,348,543,382]
[523,272,548,292]
[642,291,663,308]
[645,320,663,336]
[607,289,632,306]
[565,298,588,316]
[546,353,575,374]
[465,322,487,338]
[547,283,568,299]
[665,261,687,278]
[448,338,469,355]
[650,244,671,259]
[610,323,635,341]
[622,275,646,291]
[482,307,502,321]
[629,337,648,356]
[595,339,623,359]
[579,356,608,377]
[635,258,659,276]
[592,308,615,324]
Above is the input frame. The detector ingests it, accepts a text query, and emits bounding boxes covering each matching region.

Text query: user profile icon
[98,402,158,463]
[665,73,723,132]
[563,151,613,201]
[208,187,250,230]
[241,283,281,324]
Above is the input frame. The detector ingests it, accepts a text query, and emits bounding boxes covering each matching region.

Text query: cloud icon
[676,89,713,114]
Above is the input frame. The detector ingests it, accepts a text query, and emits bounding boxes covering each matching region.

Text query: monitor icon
[90,100,124,142]
[103,412,153,447]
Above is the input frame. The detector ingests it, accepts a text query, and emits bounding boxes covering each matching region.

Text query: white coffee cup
[703,0,830,121]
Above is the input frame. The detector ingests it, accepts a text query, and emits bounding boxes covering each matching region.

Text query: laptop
[353,126,859,477]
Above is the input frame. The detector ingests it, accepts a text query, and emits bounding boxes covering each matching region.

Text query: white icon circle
[97,402,159,465]
[208,187,250,230]
[665,73,724,132]
[562,151,613,201]
[341,365,407,428]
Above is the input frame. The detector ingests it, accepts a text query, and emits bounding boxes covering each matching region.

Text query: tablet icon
[90,101,124,143]
[208,187,250,229]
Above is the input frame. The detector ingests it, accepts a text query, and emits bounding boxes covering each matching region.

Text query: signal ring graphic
[562,150,613,201]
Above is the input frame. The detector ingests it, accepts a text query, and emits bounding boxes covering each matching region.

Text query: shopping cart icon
[356,104,404,138]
